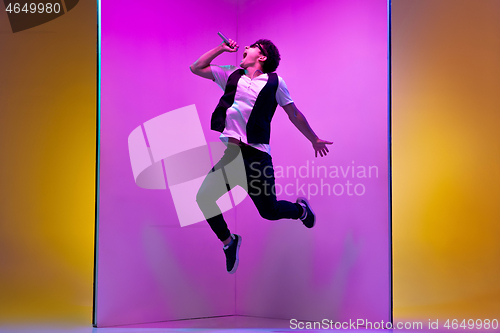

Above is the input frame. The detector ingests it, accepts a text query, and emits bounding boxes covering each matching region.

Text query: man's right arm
[190,39,239,80]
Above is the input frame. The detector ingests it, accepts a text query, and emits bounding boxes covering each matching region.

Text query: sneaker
[297,197,315,228]
[223,234,242,274]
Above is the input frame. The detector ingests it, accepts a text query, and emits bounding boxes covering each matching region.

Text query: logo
[3,1,79,33]
[128,105,380,226]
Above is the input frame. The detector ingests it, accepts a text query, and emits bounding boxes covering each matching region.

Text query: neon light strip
[92,0,101,327]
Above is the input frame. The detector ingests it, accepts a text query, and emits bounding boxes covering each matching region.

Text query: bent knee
[196,188,210,206]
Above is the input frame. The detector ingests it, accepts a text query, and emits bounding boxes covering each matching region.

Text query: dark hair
[254,39,280,73]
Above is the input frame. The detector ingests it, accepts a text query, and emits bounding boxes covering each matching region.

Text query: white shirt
[211,65,294,155]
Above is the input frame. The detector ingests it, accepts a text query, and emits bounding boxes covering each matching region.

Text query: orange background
[0,0,498,325]
[0,0,97,324]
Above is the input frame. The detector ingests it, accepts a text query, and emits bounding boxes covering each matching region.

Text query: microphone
[218,31,235,49]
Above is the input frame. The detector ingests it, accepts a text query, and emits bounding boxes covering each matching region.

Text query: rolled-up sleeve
[210,65,238,91]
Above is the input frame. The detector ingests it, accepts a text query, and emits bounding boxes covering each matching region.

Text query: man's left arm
[283,103,333,157]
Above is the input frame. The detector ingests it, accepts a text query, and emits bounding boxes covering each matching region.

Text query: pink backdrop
[96,0,389,327]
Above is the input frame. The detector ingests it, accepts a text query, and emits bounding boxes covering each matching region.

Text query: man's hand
[312,138,333,157]
[220,39,239,52]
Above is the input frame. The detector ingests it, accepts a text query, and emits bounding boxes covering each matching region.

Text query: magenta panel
[96,0,238,327]
[234,0,390,322]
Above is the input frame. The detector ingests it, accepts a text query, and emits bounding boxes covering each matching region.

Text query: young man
[190,38,332,274]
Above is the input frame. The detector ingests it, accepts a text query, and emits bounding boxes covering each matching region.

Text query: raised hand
[313,138,333,157]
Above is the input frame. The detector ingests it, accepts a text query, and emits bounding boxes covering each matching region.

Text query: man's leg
[196,144,241,242]
[243,146,304,221]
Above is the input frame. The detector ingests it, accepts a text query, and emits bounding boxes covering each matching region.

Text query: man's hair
[255,39,280,73]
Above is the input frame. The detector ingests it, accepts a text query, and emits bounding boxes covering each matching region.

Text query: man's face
[240,44,266,68]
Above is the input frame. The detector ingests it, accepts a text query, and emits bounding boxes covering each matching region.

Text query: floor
[0,315,483,333]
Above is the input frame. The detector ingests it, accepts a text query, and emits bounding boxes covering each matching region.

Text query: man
[190,37,332,274]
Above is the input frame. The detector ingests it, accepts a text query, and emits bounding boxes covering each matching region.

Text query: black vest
[211,69,279,144]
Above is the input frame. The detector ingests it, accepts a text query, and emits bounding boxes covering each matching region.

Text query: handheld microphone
[218,31,235,49]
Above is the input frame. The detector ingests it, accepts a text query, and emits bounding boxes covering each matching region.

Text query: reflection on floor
[0,315,476,333]
[112,315,291,329]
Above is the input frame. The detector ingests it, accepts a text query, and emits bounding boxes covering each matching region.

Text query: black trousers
[196,142,302,241]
